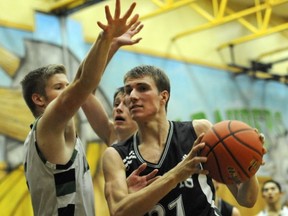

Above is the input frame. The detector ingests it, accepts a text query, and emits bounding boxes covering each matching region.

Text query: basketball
[200,120,264,184]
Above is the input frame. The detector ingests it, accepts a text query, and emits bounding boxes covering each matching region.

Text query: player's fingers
[131,38,142,44]
[105,5,113,24]
[190,142,205,158]
[262,146,267,156]
[134,163,147,175]
[259,133,265,143]
[127,14,139,29]
[130,21,141,31]
[194,133,205,146]
[97,22,108,31]
[122,2,136,20]
[134,24,144,34]
[146,169,158,180]
[193,155,207,165]
[198,169,209,175]
[114,0,121,19]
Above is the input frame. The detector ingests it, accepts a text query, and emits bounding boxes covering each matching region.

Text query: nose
[129,89,138,102]
[116,102,124,113]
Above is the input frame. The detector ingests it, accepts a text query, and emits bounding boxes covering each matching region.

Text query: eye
[54,84,63,90]
[124,87,132,95]
[54,83,68,90]
[114,102,120,107]
[138,84,148,92]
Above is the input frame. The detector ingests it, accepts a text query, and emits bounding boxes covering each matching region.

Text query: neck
[267,202,282,213]
[117,130,136,142]
[137,118,170,147]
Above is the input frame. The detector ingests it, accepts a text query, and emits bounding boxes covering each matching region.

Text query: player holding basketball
[102,65,265,215]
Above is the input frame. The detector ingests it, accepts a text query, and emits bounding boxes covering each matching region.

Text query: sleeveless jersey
[257,206,288,216]
[23,119,95,216]
[218,199,233,216]
[112,121,221,216]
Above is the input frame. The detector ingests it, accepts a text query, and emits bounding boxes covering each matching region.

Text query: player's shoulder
[192,119,213,135]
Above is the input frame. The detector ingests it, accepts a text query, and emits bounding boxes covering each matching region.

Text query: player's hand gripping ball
[200,120,265,184]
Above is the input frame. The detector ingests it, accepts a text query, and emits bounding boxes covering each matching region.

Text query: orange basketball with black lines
[200,120,264,184]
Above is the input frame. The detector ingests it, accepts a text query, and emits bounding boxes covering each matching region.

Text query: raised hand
[115,21,144,47]
[97,0,139,39]
[127,163,159,193]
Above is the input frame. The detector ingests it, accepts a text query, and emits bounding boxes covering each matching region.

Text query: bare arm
[82,94,116,145]
[103,135,208,216]
[226,131,265,207]
[226,175,259,208]
[37,0,139,163]
[82,21,143,146]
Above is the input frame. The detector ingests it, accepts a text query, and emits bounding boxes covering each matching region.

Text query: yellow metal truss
[140,0,288,49]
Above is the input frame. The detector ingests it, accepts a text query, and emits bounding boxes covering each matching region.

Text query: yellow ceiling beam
[217,22,288,50]
[189,3,214,21]
[217,0,228,18]
[49,0,82,11]
[172,0,288,41]
[255,0,263,28]
[140,0,197,20]
[151,0,165,7]
[188,3,258,32]
[256,46,288,60]
[172,3,267,40]
[34,0,85,13]
[261,7,272,30]
[225,8,258,33]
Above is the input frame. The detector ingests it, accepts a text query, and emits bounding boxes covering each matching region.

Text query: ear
[160,90,169,105]
[32,93,45,107]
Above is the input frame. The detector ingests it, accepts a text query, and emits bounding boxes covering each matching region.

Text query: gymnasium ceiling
[33,0,288,84]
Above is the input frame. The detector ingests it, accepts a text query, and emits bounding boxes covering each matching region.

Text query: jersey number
[147,195,185,216]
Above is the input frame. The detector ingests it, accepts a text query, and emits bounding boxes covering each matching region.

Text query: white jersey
[257,206,288,216]
[23,119,95,216]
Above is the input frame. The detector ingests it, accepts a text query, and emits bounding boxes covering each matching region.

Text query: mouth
[114,116,125,122]
[130,104,142,111]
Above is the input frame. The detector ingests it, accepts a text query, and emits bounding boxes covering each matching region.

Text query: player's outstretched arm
[81,21,143,146]
[38,0,139,163]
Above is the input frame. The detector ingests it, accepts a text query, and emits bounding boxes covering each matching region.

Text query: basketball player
[83,86,159,190]
[256,179,288,216]
[213,179,242,216]
[81,23,159,189]
[21,1,140,215]
[102,65,265,215]
[83,86,138,146]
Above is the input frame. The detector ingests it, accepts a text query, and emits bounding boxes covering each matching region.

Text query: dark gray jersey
[113,121,221,216]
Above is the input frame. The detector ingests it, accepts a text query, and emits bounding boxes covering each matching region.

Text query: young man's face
[113,92,137,132]
[262,182,282,205]
[44,73,69,105]
[124,76,163,121]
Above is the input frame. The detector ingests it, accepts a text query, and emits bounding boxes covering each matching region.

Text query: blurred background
[0,0,287,215]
